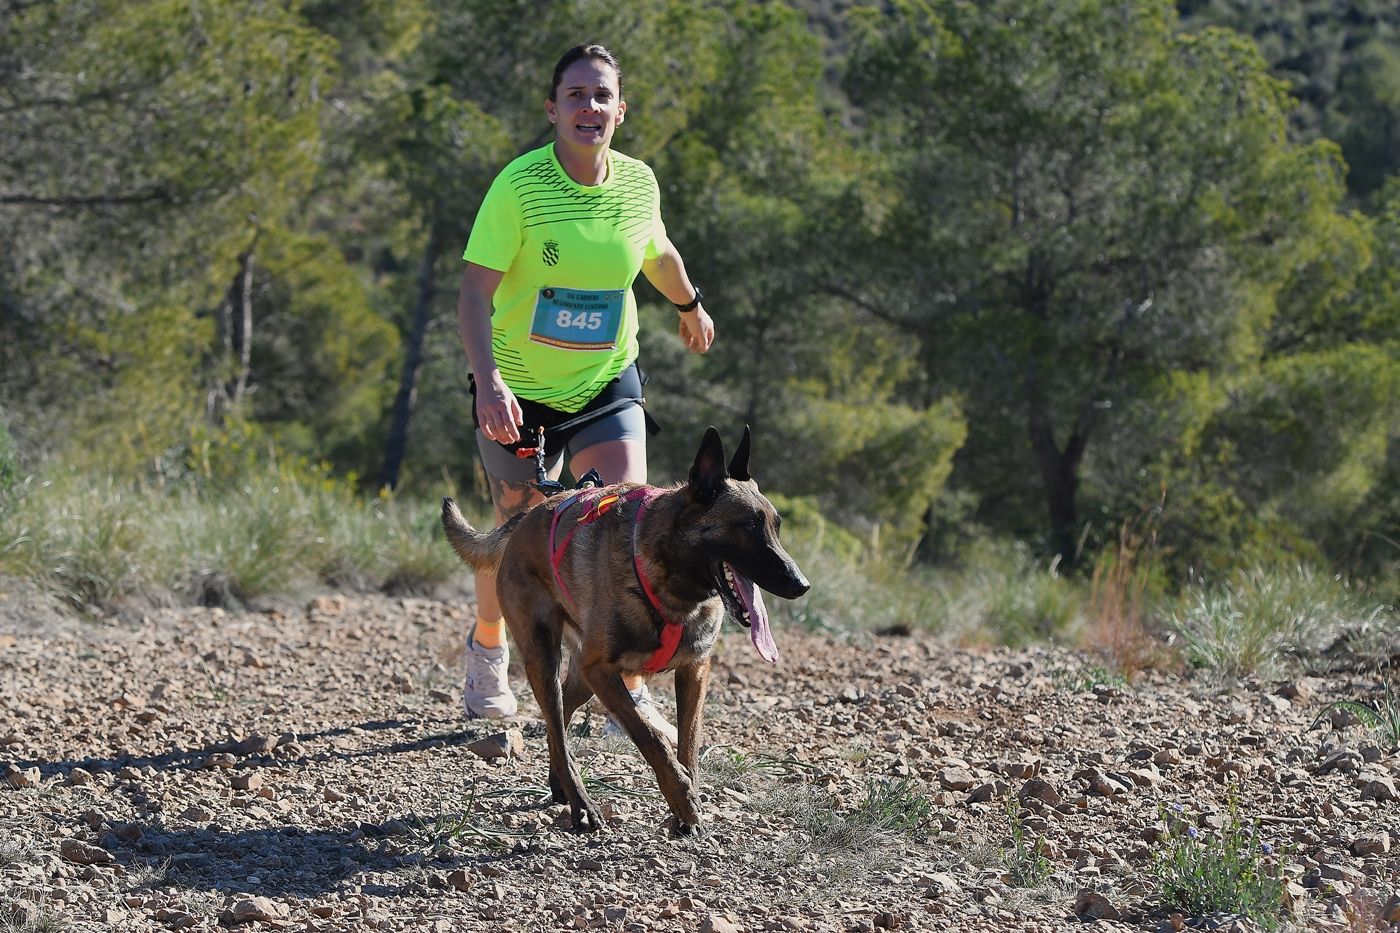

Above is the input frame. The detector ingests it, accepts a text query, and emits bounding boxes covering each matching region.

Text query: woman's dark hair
[548,44,623,101]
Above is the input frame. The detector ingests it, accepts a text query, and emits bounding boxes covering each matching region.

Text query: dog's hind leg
[583,661,702,835]
[560,656,595,731]
[674,658,712,786]
[504,596,602,833]
[547,657,595,805]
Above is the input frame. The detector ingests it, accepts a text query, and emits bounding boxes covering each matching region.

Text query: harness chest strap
[547,485,684,673]
[631,493,685,674]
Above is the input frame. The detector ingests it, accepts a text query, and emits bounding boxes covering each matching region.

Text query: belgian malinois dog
[441,426,809,835]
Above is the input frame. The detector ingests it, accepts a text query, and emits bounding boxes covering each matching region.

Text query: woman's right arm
[457,262,523,445]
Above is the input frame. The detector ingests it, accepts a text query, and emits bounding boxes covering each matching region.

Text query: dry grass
[1083,506,1177,679]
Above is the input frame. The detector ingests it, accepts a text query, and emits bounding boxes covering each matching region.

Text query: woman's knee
[570,439,647,485]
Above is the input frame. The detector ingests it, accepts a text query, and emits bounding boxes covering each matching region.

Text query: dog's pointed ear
[688,426,728,503]
[727,424,752,481]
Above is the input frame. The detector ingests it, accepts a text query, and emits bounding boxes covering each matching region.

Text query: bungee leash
[511,396,644,493]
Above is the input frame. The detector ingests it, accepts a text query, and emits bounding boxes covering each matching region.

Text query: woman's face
[546,57,625,152]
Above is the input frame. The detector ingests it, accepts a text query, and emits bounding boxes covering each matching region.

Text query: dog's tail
[440,497,511,573]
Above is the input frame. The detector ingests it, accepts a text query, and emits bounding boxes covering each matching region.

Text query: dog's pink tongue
[728,562,778,664]
[749,591,778,664]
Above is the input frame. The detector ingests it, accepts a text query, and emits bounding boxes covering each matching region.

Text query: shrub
[1149,799,1285,928]
[948,540,1086,646]
[0,414,18,500]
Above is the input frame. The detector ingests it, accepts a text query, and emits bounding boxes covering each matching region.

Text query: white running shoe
[601,684,678,745]
[462,629,517,720]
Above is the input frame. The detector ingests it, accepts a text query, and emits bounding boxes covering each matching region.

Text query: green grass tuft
[1052,661,1132,694]
[744,775,936,885]
[1169,565,1395,678]
[1001,798,1053,888]
[700,746,809,792]
[1312,679,1400,750]
[855,776,936,837]
[0,460,468,612]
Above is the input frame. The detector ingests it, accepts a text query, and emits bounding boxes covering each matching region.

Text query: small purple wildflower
[1260,843,1273,856]
[1187,826,1200,839]
[1170,803,1184,812]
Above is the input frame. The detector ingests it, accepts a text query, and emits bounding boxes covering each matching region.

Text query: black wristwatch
[674,288,703,313]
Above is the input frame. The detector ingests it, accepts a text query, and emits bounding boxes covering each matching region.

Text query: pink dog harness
[548,485,685,673]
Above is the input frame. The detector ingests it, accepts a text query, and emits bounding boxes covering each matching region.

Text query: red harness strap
[548,487,619,613]
[547,485,684,673]
[631,493,685,673]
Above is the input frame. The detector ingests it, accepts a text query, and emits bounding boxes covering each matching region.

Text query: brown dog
[441,426,809,834]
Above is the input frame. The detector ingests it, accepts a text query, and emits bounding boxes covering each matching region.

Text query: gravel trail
[1,591,1396,931]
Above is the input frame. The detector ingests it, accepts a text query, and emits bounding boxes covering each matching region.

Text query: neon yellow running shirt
[463,143,666,413]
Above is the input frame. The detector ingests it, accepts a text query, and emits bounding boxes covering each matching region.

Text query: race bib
[529,287,625,351]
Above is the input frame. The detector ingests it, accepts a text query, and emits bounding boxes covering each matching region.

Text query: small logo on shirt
[542,240,560,266]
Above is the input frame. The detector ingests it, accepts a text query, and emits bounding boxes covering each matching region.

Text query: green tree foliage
[1262,180,1400,573]
[235,229,400,463]
[0,0,398,474]
[1164,179,1400,574]
[630,3,968,543]
[842,0,1361,566]
[1179,0,1400,204]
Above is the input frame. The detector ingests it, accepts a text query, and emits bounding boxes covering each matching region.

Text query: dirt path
[1,592,1396,932]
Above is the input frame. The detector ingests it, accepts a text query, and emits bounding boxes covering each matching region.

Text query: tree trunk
[206,241,258,426]
[230,247,255,407]
[1025,368,1086,569]
[1018,251,1088,567]
[379,224,442,491]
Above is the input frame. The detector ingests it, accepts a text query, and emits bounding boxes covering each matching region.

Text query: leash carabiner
[513,426,601,494]
[501,396,646,495]
[509,425,565,493]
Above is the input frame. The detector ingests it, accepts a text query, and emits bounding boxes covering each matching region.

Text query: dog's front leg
[673,658,711,787]
[585,664,702,835]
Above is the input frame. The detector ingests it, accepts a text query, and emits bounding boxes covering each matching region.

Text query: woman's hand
[678,307,715,354]
[476,370,524,444]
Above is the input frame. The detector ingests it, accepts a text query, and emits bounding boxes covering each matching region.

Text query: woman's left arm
[641,237,714,354]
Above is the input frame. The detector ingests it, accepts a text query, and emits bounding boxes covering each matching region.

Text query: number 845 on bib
[529,287,626,351]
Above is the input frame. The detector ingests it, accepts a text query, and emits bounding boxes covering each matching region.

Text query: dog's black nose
[780,567,811,600]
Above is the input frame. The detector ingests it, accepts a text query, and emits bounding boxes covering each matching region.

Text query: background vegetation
[1,0,1396,664]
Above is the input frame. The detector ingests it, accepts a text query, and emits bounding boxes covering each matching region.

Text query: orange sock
[622,673,646,695]
[472,616,505,650]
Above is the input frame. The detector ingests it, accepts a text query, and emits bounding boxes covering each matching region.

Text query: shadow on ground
[105,815,527,899]
[15,718,502,780]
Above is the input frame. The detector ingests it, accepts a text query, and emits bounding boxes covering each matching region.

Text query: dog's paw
[570,802,604,834]
[671,817,706,838]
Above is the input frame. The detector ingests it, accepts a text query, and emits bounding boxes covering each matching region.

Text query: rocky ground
[0,587,1397,932]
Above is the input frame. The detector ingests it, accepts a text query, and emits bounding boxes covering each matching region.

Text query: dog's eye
[746,516,762,533]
